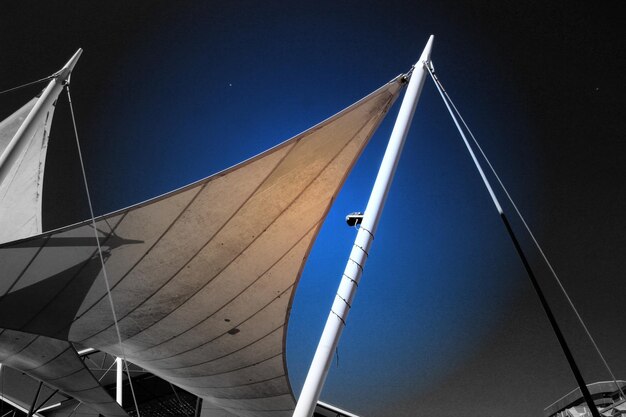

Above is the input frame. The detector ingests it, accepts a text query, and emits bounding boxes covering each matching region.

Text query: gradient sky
[1,2,624,416]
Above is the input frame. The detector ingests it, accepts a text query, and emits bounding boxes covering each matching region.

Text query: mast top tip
[418,35,435,64]
[61,48,83,75]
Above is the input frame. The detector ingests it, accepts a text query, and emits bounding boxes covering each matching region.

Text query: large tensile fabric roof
[0,76,404,416]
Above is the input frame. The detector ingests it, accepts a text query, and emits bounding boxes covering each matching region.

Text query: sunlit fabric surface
[0,77,403,416]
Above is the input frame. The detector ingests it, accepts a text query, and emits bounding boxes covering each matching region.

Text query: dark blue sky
[1,2,624,416]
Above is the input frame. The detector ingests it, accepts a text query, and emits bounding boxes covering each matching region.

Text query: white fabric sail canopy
[0,68,129,416]
[0,75,404,416]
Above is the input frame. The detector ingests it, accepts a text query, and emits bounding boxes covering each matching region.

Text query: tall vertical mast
[292,35,434,417]
[0,48,82,186]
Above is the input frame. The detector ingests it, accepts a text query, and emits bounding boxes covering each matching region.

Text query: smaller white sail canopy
[0,49,129,417]
[0,71,405,417]
[0,48,81,245]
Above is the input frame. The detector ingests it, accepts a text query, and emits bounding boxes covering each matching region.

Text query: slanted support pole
[427,65,602,417]
[292,35,434,417]
[116,357,123,406]
[500,213,601,417]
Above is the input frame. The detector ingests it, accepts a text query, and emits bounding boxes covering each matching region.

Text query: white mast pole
[0,48,82,186]
[293,35,434,417]
[116,357,123,405]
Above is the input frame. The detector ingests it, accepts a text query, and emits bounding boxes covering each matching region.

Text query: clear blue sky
[1,2,624,416]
